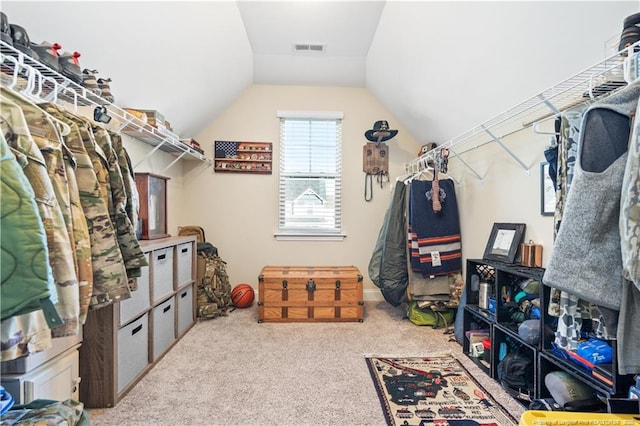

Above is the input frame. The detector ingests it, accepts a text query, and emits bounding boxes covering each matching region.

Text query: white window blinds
[278,114,343,236]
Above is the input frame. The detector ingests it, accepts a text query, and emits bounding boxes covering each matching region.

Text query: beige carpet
[88,301,526,425]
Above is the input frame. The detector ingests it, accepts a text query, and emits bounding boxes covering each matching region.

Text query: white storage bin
[176,284,194,336]
[152,247,174,303]
[152,297,176,361]
[176,242,193,287]
[1,345,80,405]
[117,313,149,393]
[119,252,151,326]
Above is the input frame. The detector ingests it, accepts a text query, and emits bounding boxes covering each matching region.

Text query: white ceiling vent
[292,43,326,54]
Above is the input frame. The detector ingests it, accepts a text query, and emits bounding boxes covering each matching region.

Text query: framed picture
[483,223,526,264]
[540,162,556,216]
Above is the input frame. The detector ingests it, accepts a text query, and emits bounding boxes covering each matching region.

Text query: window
[276,111,343,240]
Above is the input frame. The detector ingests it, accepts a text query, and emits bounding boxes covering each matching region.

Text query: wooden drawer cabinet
[79,236,197,408]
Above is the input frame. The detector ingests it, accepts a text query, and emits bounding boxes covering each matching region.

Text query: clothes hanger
[532,120,559,136]
[47,113,71,136]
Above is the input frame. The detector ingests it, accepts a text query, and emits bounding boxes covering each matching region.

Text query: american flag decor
[215,141,239,158]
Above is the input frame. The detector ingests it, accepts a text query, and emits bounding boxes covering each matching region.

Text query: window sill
[274,233,346,241]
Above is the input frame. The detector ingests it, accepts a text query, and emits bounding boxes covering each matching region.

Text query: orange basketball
[231,284,255,308]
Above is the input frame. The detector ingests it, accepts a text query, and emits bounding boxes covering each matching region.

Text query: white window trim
[276,110,344,120]
[274,110,345,241]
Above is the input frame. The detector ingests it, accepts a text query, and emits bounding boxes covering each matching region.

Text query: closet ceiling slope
[369,1,638,150]
[403,40,640,176]
[0,1,253,139]
[0,42,212,168]
[2,1,635,146]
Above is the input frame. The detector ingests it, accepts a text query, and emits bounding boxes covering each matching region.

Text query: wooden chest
[258,266,364,323]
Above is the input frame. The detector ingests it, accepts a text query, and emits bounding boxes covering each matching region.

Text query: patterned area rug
[365,353,518,426]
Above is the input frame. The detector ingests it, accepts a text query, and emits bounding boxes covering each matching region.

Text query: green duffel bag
[407,301,455,328]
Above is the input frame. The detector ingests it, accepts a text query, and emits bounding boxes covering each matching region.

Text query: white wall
[453,130,555,266]
[123,84,556,301]
[121,135,191,239]
[178,84,420,299]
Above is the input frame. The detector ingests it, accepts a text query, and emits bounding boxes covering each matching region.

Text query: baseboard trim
[364,288,384,302]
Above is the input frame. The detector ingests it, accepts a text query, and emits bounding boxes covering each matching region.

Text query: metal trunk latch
[282,280,288,290]
[335,280,341,289]
[306,279,316,292]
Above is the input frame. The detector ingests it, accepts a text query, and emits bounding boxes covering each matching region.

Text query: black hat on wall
[365,120,398,142]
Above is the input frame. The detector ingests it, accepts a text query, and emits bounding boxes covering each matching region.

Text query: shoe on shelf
[82,69,101,96]
[9,23,32,56]
[59,51,82,84]
[1,12,12,46]
[30,41,62,73]
[97,77,114,103]
[620,12,640,54]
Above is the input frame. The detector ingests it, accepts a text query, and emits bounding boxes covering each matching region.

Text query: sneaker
[620,12,640,54]
[1,12,12,46]
[82,69,101,96]
[97,77,114,102]
[59,51,82,84]
[30,41,62,73]
[9,23,32,56]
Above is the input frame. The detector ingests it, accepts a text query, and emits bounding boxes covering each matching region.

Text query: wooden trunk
[258,266,364,323]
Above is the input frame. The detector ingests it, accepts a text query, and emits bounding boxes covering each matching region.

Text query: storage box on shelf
[79,236,196,408]
[1,344,81,405]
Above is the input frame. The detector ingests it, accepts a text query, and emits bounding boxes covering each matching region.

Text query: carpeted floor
[88,301,526,425]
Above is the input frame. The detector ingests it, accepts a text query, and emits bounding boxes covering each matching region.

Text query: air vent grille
[292,43,326,53]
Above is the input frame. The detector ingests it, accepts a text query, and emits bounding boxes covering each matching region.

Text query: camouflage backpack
[197,253,232,319]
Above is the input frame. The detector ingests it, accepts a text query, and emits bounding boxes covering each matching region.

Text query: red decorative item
[51,42,62,56]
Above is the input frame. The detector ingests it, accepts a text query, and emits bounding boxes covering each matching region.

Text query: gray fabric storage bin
[119,253,151,326]
[152,248,174,303]
[117,314,149,393]
[176,243,193,287]
[176,284,194,336]
[152,297,176,361]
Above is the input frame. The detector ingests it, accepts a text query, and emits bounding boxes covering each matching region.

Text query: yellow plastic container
[519,410,640,425]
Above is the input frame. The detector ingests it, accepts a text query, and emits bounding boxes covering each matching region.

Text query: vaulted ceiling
[2,1,637,145]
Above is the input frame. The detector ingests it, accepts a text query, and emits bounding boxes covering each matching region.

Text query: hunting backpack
[197,253,232,319]
[178,225,230,319]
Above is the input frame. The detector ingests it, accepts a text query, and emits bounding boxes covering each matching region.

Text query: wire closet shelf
[0,40,209,166]
[404,41,640,176]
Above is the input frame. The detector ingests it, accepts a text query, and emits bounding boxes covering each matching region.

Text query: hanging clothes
[42,104,131,309]
[92,126,147,280]
[0,94,80,338]
[2,88,95,329]
[408,178,462,277]
[548,105,592,351]
[617,97,640,375]
[0,134,58,361]
[543,79,640,310]
[109,131,140,237]
[368,179,409,307]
